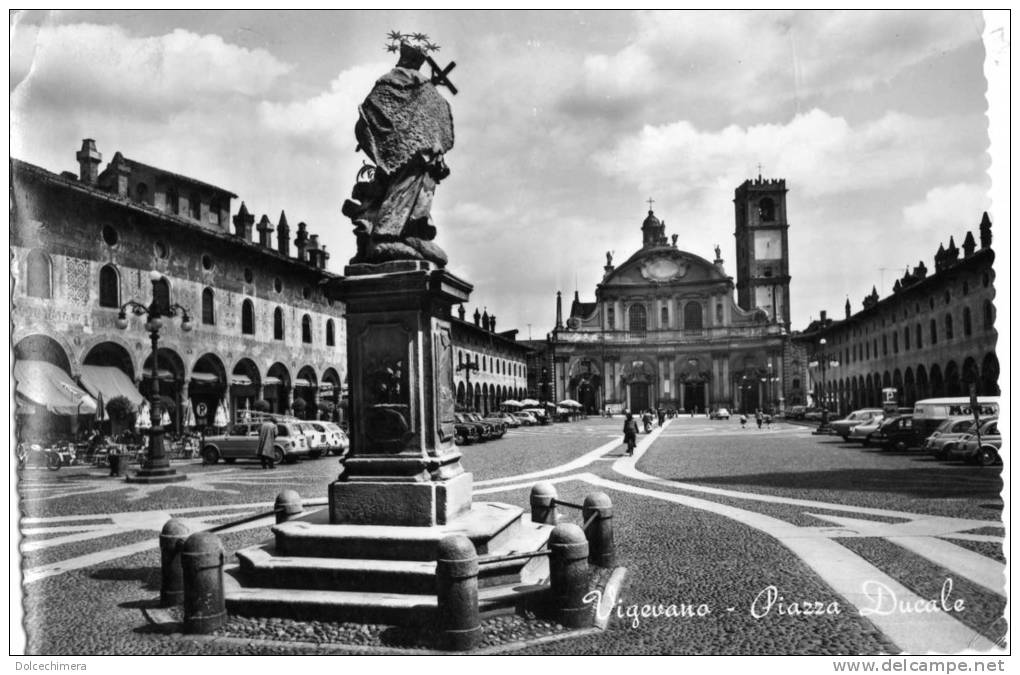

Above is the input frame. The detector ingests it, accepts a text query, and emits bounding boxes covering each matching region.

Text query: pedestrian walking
[765,413,773,429]
[755,409,763,430]
[657,408,665,427]
[622,411,639,456]
[257,419,277,469]
[740,414,748,429]
[108,444,122,477]
[642,410,653,433]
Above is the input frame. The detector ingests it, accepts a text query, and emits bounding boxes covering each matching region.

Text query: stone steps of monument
[223,564,551,625]
[273,502,528,561]
[235,518,552,595]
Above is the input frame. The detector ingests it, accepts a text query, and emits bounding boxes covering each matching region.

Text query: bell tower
[733,174,791,329]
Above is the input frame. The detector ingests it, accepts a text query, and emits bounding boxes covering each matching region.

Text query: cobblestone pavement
[14,417,1007,655]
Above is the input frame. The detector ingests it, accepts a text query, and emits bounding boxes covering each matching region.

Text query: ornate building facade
[793,214,998,414]
[549,176,795,414]
[11,139,347,437]
[451,306,531,414]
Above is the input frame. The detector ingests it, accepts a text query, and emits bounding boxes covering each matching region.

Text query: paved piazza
[15,417,1006,655]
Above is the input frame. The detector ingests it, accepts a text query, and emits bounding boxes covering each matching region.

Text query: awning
[190,372,220,384]
[80,365,145,408]
[231,375,253,386]
[142,369,175,380]
[14,360,97,416]
[294,378,313,387]
[263,376,283,386]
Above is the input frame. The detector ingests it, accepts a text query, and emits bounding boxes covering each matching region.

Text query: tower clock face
[754,231,782,260]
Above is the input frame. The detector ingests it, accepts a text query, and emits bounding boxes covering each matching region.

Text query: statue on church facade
[342,32,458,267]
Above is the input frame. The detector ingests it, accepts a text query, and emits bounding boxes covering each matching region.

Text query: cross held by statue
[426,55,458,95]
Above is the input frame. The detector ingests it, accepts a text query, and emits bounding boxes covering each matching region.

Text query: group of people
[739,409,773,430]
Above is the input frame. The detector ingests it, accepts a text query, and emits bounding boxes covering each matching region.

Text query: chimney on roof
[277,211,291,257]
[233,202,254,241]
[820,310,827,325]
[295,222,309,261]
[76,139,102,185]
[257,214,274,248]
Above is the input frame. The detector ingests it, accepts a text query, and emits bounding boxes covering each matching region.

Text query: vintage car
[310,421,349,455]
[486,411,520,428]
[946,418,1001,466]
[830,409,884,441]
[873,415,926,451]
[454,413,489,442]
[200,422,310,465]
[466,411,506,438]
[709,408,731,420]
[512,411,538,426]
[925,417,988,460]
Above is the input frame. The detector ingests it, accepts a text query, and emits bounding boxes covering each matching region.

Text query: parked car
[512,411,538,426]
[452,416,481,445]
[466,411,506,438]
[830,409,884,441]
[709,408,731,420]
[454,413,490,441]
[522,407,549,425]
[787,405,807,420]
[486,411,520,428]
[925,417,988,460]
[804,408,825,422]
[848,415,889,445]
[310,421,348,455]
[947,419,1001,466]
[201,422,310,464]
[873,415,926,451]
[296,422,329,458]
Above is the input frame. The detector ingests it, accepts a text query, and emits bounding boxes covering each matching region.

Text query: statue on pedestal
[343,33,457,267]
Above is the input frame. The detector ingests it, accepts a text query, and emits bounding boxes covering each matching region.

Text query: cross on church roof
[646,196,655,210]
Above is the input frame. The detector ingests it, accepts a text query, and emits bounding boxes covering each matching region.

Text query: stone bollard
[436,534,481,651]
[582,492,615,568]
[530,482,557,525]
[159,519,191,607]
[275,489,304,524]
[181,531,226,634]
[549,523,590,628]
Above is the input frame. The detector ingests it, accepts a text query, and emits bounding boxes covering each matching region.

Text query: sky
[9,10,1006,339]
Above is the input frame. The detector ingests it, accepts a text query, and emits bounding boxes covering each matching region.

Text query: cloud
[560,10,983,124]
[593,108,987,201]
[257,61,389,153]
[10,22,292,119]
[902,183,992,235]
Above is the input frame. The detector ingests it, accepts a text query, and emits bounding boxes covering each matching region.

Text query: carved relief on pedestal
[359,322,415,452]
[433,321,455,447]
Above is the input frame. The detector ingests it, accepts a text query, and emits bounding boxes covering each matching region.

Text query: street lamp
[456,356,479,412]
[117,270,192,483]
[811,338,839,434]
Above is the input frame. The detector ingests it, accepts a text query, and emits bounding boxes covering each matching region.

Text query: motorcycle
[16,443,63,471]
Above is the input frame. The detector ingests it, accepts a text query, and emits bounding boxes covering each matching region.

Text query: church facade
[549,177,799,414]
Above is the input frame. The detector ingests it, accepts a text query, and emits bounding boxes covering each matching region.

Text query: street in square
[16,417,1005,655]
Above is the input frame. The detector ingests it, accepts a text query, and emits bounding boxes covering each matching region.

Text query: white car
[710,408,731,420]
[316,421,349,455]
[513,411,538,426]
[296,422,329,458]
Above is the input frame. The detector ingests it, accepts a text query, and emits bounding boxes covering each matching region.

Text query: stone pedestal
[329,261,473,526]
